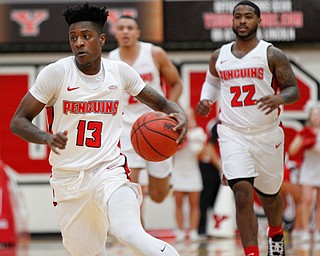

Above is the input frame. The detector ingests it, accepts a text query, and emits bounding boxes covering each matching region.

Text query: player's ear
[137,29,141,39]
[100,33,106,47]
[258,17,262,27]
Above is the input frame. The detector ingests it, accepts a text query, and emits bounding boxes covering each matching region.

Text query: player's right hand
[46,130,68,155]
[196,99,213,117]
[170,112,188,145]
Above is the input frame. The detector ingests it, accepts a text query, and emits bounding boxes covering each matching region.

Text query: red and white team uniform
[216,40,284,194]
[29,57,153,255]
[109,42,172,178]
[31,56,145,173]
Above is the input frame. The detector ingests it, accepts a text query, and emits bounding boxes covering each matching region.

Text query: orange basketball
[130,111,180,162]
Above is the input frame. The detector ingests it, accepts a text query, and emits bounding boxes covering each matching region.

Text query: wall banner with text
[164,0,319,49]
[0,0,319,51]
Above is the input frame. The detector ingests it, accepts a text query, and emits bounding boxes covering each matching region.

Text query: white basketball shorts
[50,156,142,255]
[217,123,284,195]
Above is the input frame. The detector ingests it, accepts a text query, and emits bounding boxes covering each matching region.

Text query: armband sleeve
[200,70,221,102]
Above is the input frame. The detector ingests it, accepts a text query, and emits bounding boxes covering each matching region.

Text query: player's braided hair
[63,2,109,33]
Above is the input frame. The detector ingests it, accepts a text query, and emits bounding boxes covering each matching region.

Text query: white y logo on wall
[10,9,49,37]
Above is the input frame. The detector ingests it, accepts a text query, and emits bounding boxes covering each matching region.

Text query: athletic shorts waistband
[220,120,280,134]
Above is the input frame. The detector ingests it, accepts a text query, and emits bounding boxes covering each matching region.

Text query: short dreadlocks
[63,2,109,33]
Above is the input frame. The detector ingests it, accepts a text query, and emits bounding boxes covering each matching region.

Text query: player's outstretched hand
[196,99,213,117]
[256,95,283,115]
[46,130,68,155]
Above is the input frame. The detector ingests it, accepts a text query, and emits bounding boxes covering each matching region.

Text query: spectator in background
[288,102,320,242]
[172,108,207,242]
[198,119,222,237]
[279,157,302,238]
[109,15,183,208]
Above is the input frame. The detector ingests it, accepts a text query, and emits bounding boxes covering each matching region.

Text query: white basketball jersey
[29,56,145,172]
[109,42,164,124]
[216,40,280,130]
[109,42,164,152]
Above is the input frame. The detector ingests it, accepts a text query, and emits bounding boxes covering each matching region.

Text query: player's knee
[229,179,254,206]
[233,189,253,209]
[112,224,142,245]
[149,188,168,203]
[114,229,133,244]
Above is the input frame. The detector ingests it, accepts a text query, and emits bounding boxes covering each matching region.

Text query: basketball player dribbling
[10,3,187,256]
[196,1,299,256]
[109,16,183,204]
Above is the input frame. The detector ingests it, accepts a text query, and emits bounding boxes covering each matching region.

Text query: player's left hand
[196,99,213,117]
[256,95,283,115]
[46,130,68,155]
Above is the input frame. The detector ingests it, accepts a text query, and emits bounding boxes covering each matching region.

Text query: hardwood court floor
[1,231,319,256]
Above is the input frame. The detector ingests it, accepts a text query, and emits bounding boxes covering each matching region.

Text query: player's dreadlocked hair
[63,2,109,33]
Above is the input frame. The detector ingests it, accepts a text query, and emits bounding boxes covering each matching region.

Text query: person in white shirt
[109,15,183,205]
[289,102,320,242]
[196,1,299,255]
[172,107,207,242]
[10,3,187,256]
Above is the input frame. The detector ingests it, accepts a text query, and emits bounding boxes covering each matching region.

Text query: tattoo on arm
[280,86,300,105]
[209,50,220,77]
[268,46,299,104]
[135,86,167,111]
